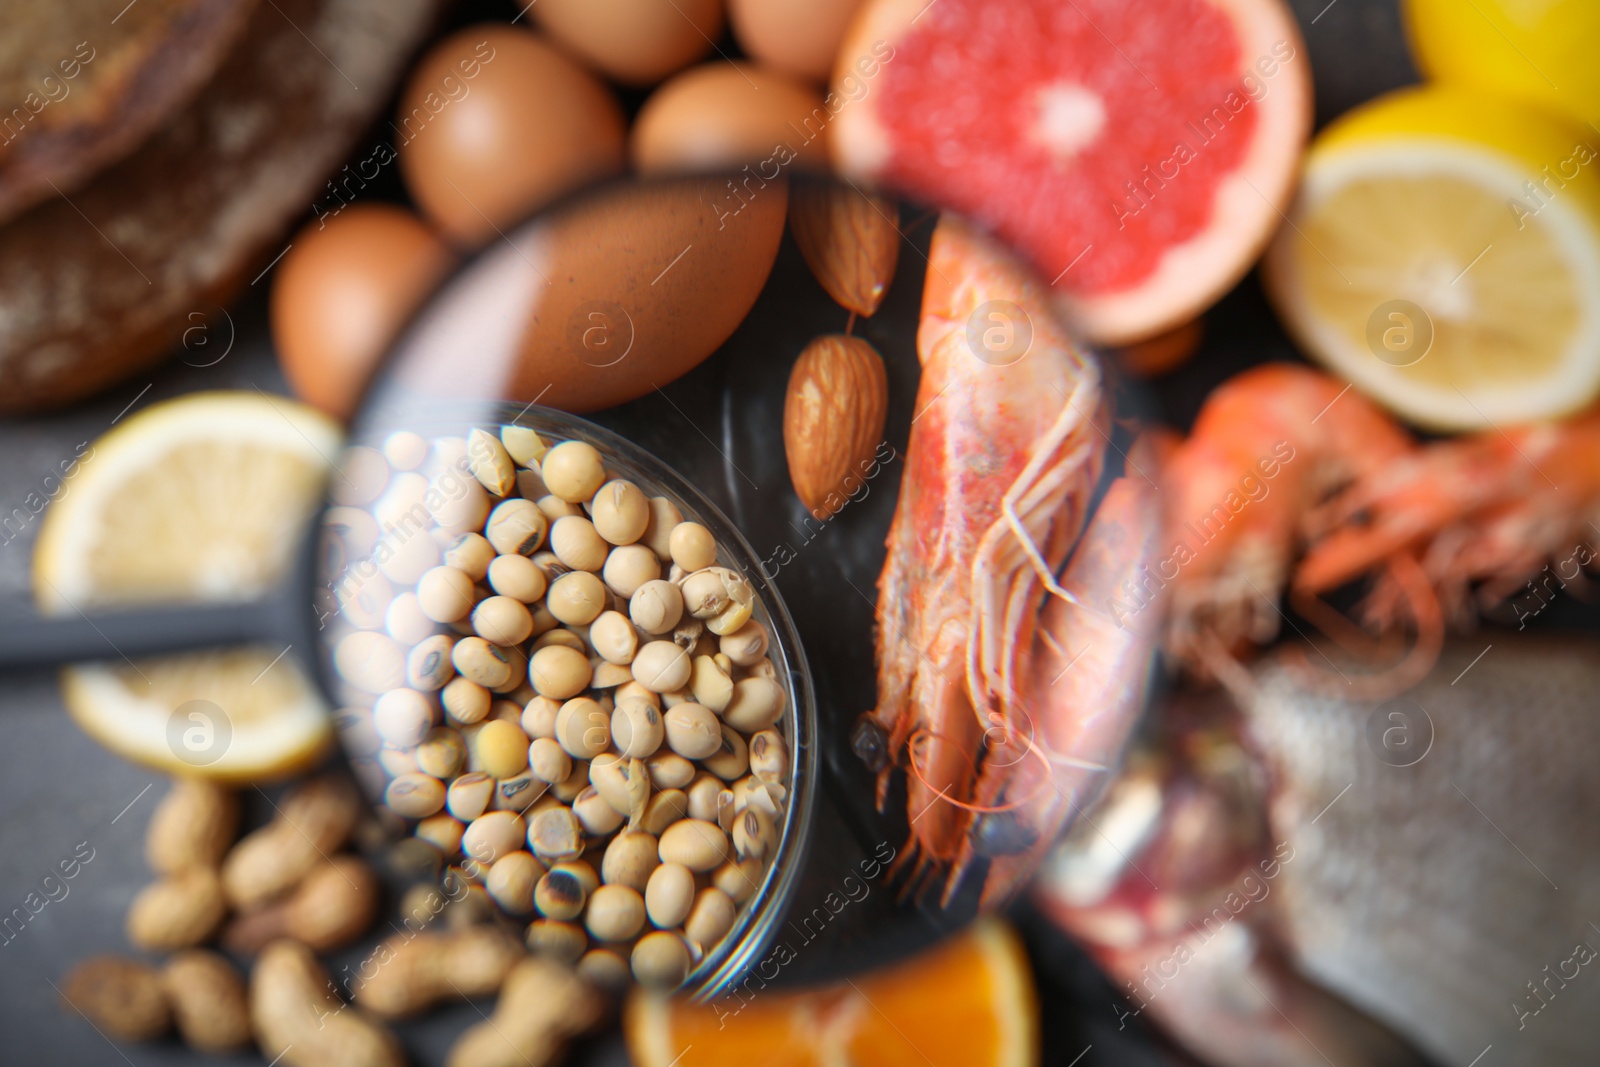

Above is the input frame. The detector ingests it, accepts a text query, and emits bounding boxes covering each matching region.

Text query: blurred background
[3,0,1599,1064]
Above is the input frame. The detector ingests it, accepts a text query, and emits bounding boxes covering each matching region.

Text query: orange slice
[625,918,1037,1067]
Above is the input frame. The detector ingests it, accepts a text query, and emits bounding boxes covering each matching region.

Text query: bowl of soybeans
[319,405,817,997]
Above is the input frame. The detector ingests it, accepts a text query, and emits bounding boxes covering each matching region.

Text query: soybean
[443,531,495,579]
[657,819,728,872]
[472,595,533,646]
[632,641,691,693]
[462,811,525,864]
[528,737,572,785]
[526,919,587,963]
[541,441,607,503]
[663,702,721,760]
[750,729,787,783]
[468,428,518,496]
[527,807,585,861]
[416,727,467,780]
[485,851,542,914]
[611,701,665,760]
[452,637,513,690]
[686,775,723,823]
[590,479,649,545]
[487,554,546,602]
[521,695,560,740]
[555,697,611,760]
[585,884,645,943]
[689,655,733,713]
[534,867,588,921]
[546,571,608,626]
[577,947,632,990]
[442,677,491,725]
[472,719,530,780]
[602,543,660,599]
[550,516,609,573]
[645,753,696,791]
[703,724,750,781]
[529,645,591,701]
[447,773,496,822]
[601,832,660,893]
[712,857,763,904]
[629,580,683,635]
[721,677,785,733]
[641,789,688,836]
[386,592,436,645]
[417,566,476,623]
[374,688,434,749]
[407,634,456,691]
[684,886,737,948]
[720,621,768,667]
[632,931,691,989]
[500,425,548,467]
[484,499,548,557]
[588,754,636,816]
[669,522,716,572]
[645,862,695,929]
[386,773,445,819]
[640,497,682,560]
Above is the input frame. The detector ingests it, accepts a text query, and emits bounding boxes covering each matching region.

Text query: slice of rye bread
[0,0,443,414]
[0,0,260,224]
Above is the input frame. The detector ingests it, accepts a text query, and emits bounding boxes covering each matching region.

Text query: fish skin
[1244,635,1600,1067]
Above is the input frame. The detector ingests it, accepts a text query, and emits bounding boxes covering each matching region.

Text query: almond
[788,183,900,317]
[783,335,889,520]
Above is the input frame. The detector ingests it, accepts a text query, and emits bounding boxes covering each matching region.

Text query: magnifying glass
[0,171,1156,1000]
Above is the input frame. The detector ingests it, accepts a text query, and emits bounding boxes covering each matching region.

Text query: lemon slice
[35,391,341,610]
[34,391,340,781]
[62,646,332,781]
[1264,85,1600,431]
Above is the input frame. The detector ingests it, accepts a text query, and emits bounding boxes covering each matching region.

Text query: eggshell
[390,176,788,413]
[533,0,724,87]
[728,0,863,81]
[398,25,627,245]
[632,62,829,175]
[271,204,453,420]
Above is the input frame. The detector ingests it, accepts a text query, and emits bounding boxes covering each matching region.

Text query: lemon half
[63,647,333,782]
[34,392,340,780]
[1265,85,1600,430]
[35,391,340,611]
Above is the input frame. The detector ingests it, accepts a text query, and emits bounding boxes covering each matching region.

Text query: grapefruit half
[830,0,1312,344]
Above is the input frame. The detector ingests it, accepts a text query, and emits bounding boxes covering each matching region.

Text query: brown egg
[728,0,864,82]
[390,176,788,413]
[633,63,829,176]
[533,0,724,87]
[398,25,626,246]
[271,204,453,420]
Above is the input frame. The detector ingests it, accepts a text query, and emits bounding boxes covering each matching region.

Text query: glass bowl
[317,400,818,999]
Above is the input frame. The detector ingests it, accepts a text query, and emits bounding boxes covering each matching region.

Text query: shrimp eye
[970,810,1038,857]
[851,716,890,772]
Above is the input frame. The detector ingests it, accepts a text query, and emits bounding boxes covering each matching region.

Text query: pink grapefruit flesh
[831,0,1311,344]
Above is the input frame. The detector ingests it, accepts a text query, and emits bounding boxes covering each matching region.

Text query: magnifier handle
[0,600,292,671]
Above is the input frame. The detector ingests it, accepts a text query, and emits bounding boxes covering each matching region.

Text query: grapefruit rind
[831,0,1313,345]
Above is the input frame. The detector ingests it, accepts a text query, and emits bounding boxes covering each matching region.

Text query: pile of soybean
[329,426,792,990]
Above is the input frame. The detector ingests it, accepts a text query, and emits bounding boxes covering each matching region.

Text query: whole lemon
[1404,0,1600,128]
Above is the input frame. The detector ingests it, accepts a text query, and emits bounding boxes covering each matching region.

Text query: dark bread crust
[0,0,442,414]
[0,0,260,225]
